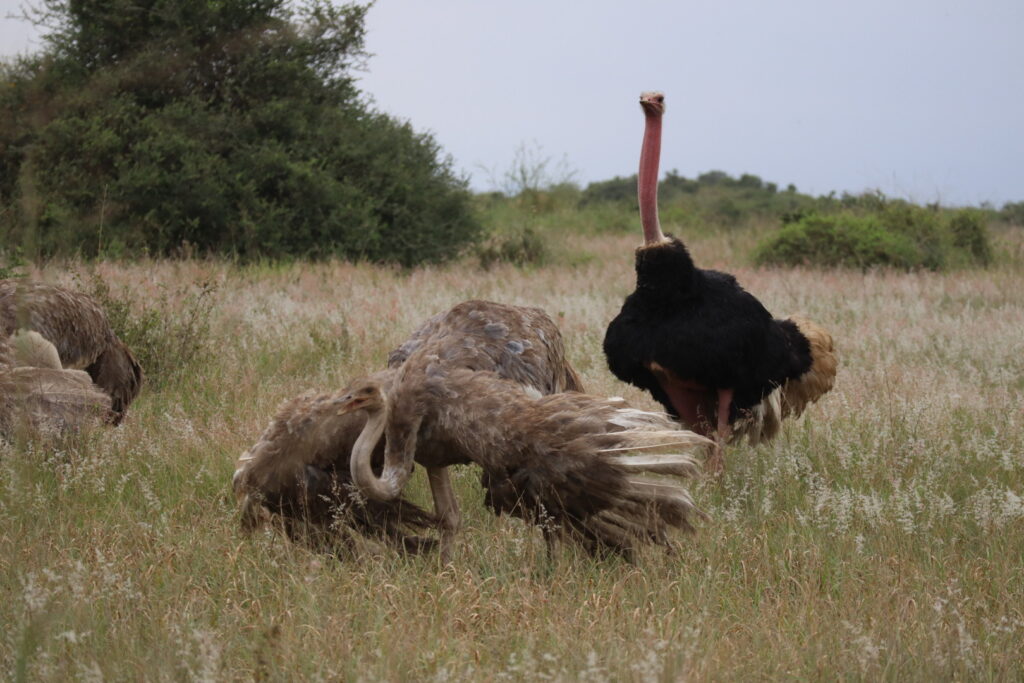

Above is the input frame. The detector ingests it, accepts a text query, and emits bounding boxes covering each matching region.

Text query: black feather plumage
[603,237,813,422]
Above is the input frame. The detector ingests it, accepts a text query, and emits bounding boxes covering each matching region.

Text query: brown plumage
[346,300,710,561]
[9,329,64,370]
[341,367,709,561]
[387,299,584,395]
[1,279,143,424]
[232,370,437,555]
[234,300,585,559]
[0,332,112,438]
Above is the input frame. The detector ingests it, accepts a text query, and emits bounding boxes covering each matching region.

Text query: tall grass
[1,231,1022,680]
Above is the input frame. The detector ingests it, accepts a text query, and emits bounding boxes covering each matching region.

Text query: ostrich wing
[422,366,710,558]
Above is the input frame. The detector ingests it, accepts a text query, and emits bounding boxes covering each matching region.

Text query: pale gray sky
[3,0,1022,206]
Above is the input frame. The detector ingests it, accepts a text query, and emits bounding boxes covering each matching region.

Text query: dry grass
[2,231,1023,681]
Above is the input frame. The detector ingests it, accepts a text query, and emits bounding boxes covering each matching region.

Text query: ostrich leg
[707,388,734,474]
[426,466,461,564]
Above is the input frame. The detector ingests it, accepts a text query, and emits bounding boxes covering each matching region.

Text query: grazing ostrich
[1,280,143,424]
[232,370,438,555]
[344,300,711,561]
[0,333,112,437]
[603,92,837,471]
[233,300,583,556]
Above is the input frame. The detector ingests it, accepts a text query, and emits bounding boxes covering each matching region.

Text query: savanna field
[2,227,1023,681]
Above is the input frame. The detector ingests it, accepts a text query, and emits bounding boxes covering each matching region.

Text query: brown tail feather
[731,316,836,445]
[480,401,710,559]
[782,316,837,418]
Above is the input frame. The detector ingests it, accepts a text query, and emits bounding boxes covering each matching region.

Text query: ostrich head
[638,91,668,246]
[640,91,666,116]
[341,375,416,503]
[336,377,388,415]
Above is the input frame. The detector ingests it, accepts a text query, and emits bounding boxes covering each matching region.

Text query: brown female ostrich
[603,92,837,472]
[233,300,584,556]
[232,370,437,555]
[344,300,710,561]
[0,332,112,437]
[1,280,143,424]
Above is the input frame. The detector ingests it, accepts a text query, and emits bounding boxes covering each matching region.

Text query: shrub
[754,205,994,270]
[87,275,216,391]
[754,213,924,269]
[947,209,992,266]
[0,1,479,266]
[476,227,548,269]
[1000,201,1024,227]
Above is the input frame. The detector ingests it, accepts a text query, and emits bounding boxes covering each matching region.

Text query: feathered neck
[634,237,697,297]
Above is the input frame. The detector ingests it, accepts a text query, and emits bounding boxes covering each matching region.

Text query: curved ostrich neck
[349,403,412,502]
[638,109,666,245]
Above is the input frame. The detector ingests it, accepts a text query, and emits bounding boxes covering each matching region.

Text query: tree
[0,1,479,265]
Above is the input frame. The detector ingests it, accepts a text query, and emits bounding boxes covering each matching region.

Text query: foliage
[476,226,548,269]
[86,273,216,390]
[1000,201,1024,227]
[0,0,478,265]
[754,202,994,270]
[0,250,28,280]
[579,169,813,230]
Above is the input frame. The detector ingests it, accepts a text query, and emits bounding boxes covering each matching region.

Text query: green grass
[2,231,1023,680]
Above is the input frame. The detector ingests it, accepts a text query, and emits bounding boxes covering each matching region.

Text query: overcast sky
[2,0,1022,206]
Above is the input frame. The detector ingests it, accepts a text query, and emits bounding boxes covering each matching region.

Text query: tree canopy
[0,0,479,265]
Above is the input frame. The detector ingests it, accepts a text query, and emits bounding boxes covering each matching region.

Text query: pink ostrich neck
[638,105,666,245]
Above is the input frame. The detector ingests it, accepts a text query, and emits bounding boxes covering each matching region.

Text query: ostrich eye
[655,95,664,103]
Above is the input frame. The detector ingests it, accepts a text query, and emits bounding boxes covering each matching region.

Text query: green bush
[1000,201,1024,227]
[754,204,994,270]
[476,226,549,269]
[0,1,479,266]
[947,209,992,266]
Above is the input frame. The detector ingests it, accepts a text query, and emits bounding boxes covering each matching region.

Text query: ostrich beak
[335,392,365,413]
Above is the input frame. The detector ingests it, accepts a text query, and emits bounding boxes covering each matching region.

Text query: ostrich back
[0,367,112,437]
[1,280,114,367]
[388,299,583,395]
[0,280,142,422]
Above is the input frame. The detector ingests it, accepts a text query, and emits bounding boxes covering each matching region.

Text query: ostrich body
[0,332,112,437]
[1,280,143,423]
[233,300,583,557]
[603,92,837,470]
[232,370,437,555]
[345,300,710,561]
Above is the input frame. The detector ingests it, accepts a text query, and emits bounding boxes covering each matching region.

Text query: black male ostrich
[603,92,837,471]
